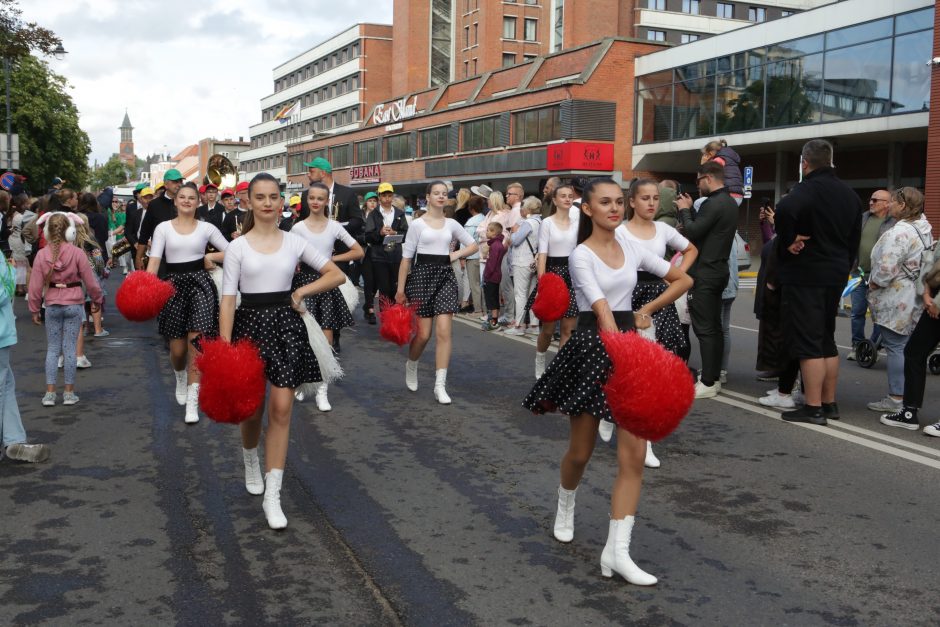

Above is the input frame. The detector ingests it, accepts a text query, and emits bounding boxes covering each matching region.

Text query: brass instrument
[205,154,238,189]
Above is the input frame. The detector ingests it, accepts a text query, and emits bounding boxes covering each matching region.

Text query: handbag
[111,238,132,259]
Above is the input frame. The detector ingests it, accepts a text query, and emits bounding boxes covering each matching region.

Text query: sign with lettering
[350,164,381,184]
[546,142,614,171]
[370,96,419,126]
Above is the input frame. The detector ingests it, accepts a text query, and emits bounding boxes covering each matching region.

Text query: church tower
[119,111,135,169]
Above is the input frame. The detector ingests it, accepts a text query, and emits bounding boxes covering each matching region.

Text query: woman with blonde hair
[506,196,543,335]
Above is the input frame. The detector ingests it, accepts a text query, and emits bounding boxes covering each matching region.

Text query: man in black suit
[301,157,363,351]
[124,183,145,248]
[197,183,225,228]
[363,182,408,324]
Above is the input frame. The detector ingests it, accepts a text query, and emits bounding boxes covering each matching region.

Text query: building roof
[120,111,133,129]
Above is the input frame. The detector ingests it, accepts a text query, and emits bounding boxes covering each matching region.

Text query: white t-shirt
[290,219,356,260]
[570,238,671,311]
[222,232,329,295]
[616,221,689,259]
[538,214,578,256]
[379,206,395,228]
[150,221,228,263]
[402,217,475,258]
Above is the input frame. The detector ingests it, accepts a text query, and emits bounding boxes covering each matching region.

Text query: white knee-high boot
[434,369,451,404]
[174,370,187,405]
[184,383,200,424]
[263,469,287,530]
[600,516,657,586]
[553,485,577,543]
[645,441,661,468]
[243,447,264,495]
[405,359,419,391]
[535,351,547,380]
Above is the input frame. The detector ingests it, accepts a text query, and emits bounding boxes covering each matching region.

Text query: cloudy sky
[21,0,393,166]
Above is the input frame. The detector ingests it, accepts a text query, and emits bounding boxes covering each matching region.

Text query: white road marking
[730,324,854,351]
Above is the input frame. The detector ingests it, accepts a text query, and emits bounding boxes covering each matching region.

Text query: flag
[274,101,300,124]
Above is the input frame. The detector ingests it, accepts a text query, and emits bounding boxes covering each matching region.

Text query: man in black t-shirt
[136,168,182,269]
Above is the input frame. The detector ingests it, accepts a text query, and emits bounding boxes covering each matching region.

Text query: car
[735,230,751,271]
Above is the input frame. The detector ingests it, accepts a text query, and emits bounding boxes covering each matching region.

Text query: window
[473,23,478,44]
[647,30,666,42]
[716,3,733,18]
[748,7,766,22]
[464,60,469,77]
[513,107,561,144]
[680,33,700,44]
[503,16,517,39]
[421,126,450,157]
[331,144,350,168]
[553,0,563,51]
[465,25,470,48]
[288,153,305,175]
[502,52,516,68]
[524,18,537,41]
[648,0,665,8]
[430,0,453,87]
[523,54,538,62]
[781,11,793,17]
[682,0,700,15]
[385,134,411,161]
[355,139,379,164]
[462,117,499,151]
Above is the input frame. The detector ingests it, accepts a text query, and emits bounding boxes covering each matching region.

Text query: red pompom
[532,272,570,322]
[115,271,176,321]
[194,337,266,424]
[378,296,418,346]
[601,331,694,442]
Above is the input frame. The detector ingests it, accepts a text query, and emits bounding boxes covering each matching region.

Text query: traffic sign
[743,166,754,187]
[0,172,15,190]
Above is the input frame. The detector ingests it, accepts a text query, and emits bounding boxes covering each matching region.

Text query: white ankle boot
[535,351,547,380]
[600,516,657,586]
[263,469,287,529]
[174,370,187,405]
[434,369,451,404]
[644,441,661,468]
[553,485,577,543]
[243,447,264,495]
[405,359,418,391]
[598,419,614,442]
[315,383,331,412]
[184,383,200,424]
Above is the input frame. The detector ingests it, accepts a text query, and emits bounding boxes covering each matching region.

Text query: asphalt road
[2,276,939,626]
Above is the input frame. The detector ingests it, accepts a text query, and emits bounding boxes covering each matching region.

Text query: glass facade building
[635,6,934,144]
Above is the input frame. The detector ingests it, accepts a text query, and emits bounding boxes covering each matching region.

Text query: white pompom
[338,277,359,313]
[299,311,343,386]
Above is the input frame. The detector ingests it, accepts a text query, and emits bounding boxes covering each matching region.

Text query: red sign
[546,142,614,171]
[349,164,381,184]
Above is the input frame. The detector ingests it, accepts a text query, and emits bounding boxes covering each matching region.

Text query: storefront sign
[350,164,381,184]
[370,96,418,126]
[546,142,614,171]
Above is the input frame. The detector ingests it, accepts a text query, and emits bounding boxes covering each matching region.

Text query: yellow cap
[289,195,301,206]
[377,182,394,194]
[139,186,154,197]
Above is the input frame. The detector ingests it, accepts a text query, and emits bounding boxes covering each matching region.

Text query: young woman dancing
[291,181,364,411]
[146,182,228,424]
[220,173,345,530]
[523,179,692,586]
[396,180,479,404]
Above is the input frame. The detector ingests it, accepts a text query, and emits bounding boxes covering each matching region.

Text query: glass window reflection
[768,35,823,59]
[891,30,932,113]
[825,18,892,49]
[673,77,715,139]
[716,64,764,133]
[822,40,891,121]
[636,86,673,143]
[895,7,934,35]
[765,53,823,128]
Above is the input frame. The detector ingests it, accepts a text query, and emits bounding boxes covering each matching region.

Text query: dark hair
[242,173,280,234]
[698,161,725,182]
[0,190,10,223]
[426,180,448,195]
[467,195,486,215]
[78,192,99,213]
[801,139,834,170]
[571,176,589,193]
[577,178,621,244]
[175,182,199,204]
[625,178,659,220]
[305,182,330,211]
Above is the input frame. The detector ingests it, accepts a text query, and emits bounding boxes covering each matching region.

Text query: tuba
[205,154,238,189]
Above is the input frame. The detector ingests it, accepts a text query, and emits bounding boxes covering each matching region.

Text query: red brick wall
[925,9,940,234]
[362,32,394,119]
[392,0,429,95]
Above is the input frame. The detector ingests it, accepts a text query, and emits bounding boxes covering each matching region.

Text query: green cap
[134,182,148,191]
[164,168,183,182]
[302,157,332,173]
[363,192,378,201]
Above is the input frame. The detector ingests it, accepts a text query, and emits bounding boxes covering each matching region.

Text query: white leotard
[538,214,578,257]
[290,219,356,260]
[222,232,329,295]
[402,217,475,258]
[570,238,671,311]
[149,221,228,263]
[615,222,689,259]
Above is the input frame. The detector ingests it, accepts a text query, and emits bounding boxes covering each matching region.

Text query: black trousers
[688,278,724,383]
[904,313,940,408]
[361,254,376,313]
[372,260,400,309]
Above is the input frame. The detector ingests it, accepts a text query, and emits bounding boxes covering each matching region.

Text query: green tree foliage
[0,55,90,191]
[88,155,129,191]
[0,0,61,59]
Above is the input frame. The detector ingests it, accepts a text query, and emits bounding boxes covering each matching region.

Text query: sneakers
[782,405,827,426]
[693,379,720,399]
[846,350,857,361]
[93,330,110,338]
[76,355,92,369]
[867,396,903,413]
[503,326,525,336]
[481,321,500,331]
[5,443,51,463]
[822,402,840,420]
[880,408,919,430]
[62,391,79,406]
[924,423,940,437]
[525,326,540,336]
[41,392,56,406]
[758,389,796,409]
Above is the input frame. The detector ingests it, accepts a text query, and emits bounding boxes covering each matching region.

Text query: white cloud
[20,0,392,166]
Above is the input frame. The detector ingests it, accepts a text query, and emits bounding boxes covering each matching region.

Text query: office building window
[513,106,561,144]
[716,2,733,18]
[331,144,350,168]
[553,0,564,51]
[355,139,379,165]
[421,126,450,157]
[503,52,516,67]
[682,0,700,15]
[462,117,499,151]
[647,30,666,42]
[782,11,793,17]
[385,134,411,161]
[749,7,766,22]
[503,16,517,39]
[465,25,470,48]
[649,0,665,8]
[524,18,537,41]
[680,33,700,44]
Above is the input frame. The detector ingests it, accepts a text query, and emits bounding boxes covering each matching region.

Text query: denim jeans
[850,277,880,347]
[44,304,84,386]
[0,347,27,447]
[876,324,909,397]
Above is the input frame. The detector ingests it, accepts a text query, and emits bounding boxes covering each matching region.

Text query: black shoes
[782,405,827,426]
[822,402,840,420]
[365,311,376,325]
[879,408,920,430]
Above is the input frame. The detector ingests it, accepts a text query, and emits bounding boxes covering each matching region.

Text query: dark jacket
[221,209,248,242]
[124,200,140,246]
[198,202,225,229]
[713,146,743,196]
[678,187,738,282]
[775,167,863,287]
[300,182,364,253]
[81,210,110,264]
[138,193,176,245]
[364,206,408,264]
[483,237,507,283]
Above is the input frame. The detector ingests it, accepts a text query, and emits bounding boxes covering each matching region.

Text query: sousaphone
[205,154,238,189]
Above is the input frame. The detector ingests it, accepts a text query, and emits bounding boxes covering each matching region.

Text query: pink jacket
[28,243,104,313]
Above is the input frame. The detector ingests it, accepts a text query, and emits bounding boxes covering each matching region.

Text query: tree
[0,0,61,59]
[88,155,129,191]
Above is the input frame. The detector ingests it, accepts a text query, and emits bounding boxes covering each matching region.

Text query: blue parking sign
[743,166,754,187]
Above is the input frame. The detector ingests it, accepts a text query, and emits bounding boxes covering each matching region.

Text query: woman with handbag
[505,196,542,336]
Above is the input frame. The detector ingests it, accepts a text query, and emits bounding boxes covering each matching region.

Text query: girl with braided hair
[27,213,103,406]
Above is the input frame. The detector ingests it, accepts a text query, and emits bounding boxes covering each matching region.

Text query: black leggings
[903,313,940,408]
[372,261,400,310]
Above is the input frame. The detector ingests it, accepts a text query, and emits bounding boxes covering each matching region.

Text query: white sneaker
[693,379,720,399]
[644,441,661,468]
[76,355,92,369]
[315,383,331,412]
[598,419,614,442]
[924,422,940,437]
[758,390,796,409]
[503,327,525,336]
[867,396,903,413]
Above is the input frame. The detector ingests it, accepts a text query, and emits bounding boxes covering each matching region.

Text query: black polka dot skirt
[522,311,634,422]
[232,302,322,389]
[158,269,219,339]
[632,280,687,356]
[524,257,579,322]
[292,266,355,331]
[405,256,459,318]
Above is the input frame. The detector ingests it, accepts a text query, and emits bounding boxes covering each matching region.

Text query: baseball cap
[289,195,301,206]
[139,187,154,197]
[134,182,148,191]
[198,184,207,194]
[303,157,332,173]
[154,181,165,192]
[220,188,235,197]
[164,169,183,182]
[235,181,250,192]
[377,182,394,194]
[363,192,378,201]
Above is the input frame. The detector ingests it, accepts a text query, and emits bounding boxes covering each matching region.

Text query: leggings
[45,304,84,386]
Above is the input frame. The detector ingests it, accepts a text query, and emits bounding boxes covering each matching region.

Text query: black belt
[547,256,569,265]
[165,259,205,274]
[239,291,292,309]
[577,310,636,333]
[415,253,450,266]
[636,271,664,283]
[48,281,81,289]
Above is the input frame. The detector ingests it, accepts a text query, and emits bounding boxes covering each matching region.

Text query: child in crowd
[482,222,507,331]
